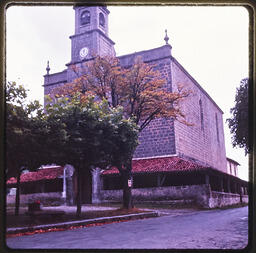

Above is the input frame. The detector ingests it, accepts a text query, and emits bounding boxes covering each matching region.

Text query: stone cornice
[69,28,115,45]
[118,44,172,67]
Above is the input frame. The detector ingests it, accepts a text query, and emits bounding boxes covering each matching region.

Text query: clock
[79,47,89,59]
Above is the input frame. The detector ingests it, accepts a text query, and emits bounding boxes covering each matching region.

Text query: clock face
[79,47,89,59]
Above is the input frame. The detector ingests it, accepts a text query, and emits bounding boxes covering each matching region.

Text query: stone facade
[117,45,227,171]
[70,6,115,63]
[6,192,65,206]
[44,70,67,97]
[171,58,227,172]
[100,184,248,209]
[133,118,176,158]
[44,6,227,173]
[44,5,115,99]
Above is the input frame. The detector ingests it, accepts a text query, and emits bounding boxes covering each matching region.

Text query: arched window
[99,12,105,27]
[80,10,90,25]
[199,99,204,131]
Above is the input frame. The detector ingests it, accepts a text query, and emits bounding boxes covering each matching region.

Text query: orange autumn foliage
[52,55,192,131]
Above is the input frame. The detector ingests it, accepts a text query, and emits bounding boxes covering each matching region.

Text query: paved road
[6,206,248,249]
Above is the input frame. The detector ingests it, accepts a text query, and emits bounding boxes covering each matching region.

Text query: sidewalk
[6,204,202,236]
[6,204,159,235]
[41,204,117,213]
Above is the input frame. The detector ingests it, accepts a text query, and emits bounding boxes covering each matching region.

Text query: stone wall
[101,184,248,208]
[133,118,176,158]
[118,45,172,67]
[97,32,116,57]
[118,45,227,168]
[43,70,68,102]
[43,41,228,169]
[241,194,249,204]
[74,6,110,41]
[70,6,115,64]
[43,5,228,174]
[209,191,248,208]
[101,184,212,208]
[171,58,227,173]
[70,32,94,62]
[6,192,64,206]
[119,46,176,158]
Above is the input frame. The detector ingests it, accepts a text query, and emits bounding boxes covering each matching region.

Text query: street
[6,206,248,249]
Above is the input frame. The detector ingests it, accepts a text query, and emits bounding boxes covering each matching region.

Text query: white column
[92,168,101,203]
[65,165,75,206]
[62,167,66,199]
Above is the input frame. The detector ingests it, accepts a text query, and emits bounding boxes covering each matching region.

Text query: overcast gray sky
[6,5,249,180]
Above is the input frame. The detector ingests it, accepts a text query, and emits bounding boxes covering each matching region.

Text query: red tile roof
[7,166,63,185]
[6,157,206,184]
[103,156,205,175]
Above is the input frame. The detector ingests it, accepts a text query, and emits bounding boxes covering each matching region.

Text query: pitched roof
[7,166,63,185]
[226,157,240,166]
[6,157,206,184]
[103,156,205,175]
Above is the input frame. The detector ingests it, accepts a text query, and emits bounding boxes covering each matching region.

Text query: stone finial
[46,61,50,75]
[164,29,169,45]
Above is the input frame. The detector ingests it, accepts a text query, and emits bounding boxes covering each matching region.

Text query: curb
[7,211,159,235]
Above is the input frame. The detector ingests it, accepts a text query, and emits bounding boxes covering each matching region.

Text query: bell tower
[68,5,115,65]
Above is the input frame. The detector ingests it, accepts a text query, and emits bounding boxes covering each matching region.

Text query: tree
[45,95,138,216]
[54,56,190,131]
[6,81,45,215]
[6,80,138,217]
[227,78,249,155]
[52,56,191,209]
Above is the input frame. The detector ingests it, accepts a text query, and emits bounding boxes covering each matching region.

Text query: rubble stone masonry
[43,5,227,173]
[171,58,227,172]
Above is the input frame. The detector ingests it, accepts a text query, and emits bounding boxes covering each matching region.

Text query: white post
[92,168,101,203]
[62,167,66,199]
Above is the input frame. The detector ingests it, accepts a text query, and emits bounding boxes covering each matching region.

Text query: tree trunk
[121,159,133,209]
[76,166,82,218]
[15,170,21,216]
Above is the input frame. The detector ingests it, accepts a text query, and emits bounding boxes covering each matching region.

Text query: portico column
[157,174,161,187]
[62,167,67,205]
[239,184,243,203]
[220,177,224,192]
[40,182,45,193]
[234,182,237,193]
[64,165,75,206]
[227,177,231,193]
[92,168,101,204]
[237,183,240,194]
[205,174,210,185]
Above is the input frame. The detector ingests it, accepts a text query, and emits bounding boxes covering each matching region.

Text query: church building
[38,5,248,208]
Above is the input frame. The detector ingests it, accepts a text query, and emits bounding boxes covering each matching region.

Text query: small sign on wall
[128,179,132,188]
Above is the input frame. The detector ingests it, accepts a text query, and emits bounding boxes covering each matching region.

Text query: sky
[6,5,249,180]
